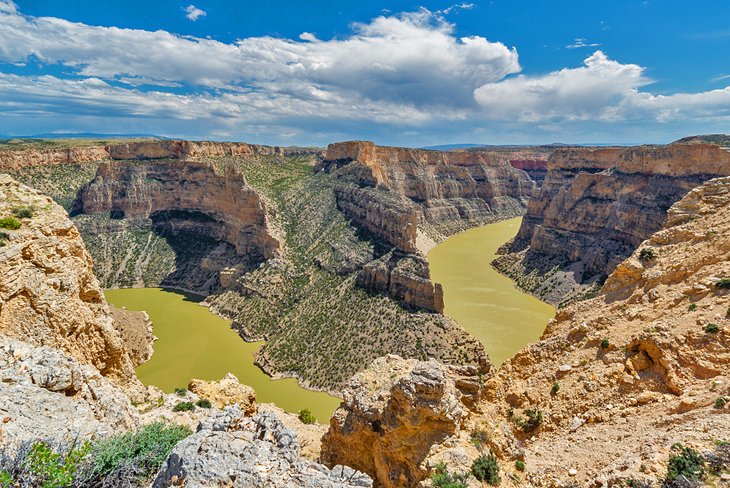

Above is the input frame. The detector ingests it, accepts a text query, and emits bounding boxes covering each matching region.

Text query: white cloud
[0,2,728,144]
[566,37,602,49]
[184,5,206,21]
[437,3,475,15]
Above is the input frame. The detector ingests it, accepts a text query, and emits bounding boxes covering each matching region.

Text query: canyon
[1,135,729,487]
[494,142,730,305]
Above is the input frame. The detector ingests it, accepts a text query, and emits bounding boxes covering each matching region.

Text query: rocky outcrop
[110,306,154,367]
[0,337,139,448]
[188,373,257,413]
[154,406,372,488]
[499,143,730,304]
[508,158,548,185]
[357,252,444,313]
[108,139,282,160]
[321,355,482,488]
[0,174,142,392]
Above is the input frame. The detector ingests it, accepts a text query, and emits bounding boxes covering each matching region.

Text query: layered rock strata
[154,406,372,488]
[0,145,110,170]
[108,139,283,160]
[498,143,730,304]
[76,160,280,292]
[321,355,483,488]
[0,174,142,391]
[320,141,534,312]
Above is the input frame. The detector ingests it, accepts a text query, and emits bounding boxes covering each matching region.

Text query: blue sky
[1,0,728,146]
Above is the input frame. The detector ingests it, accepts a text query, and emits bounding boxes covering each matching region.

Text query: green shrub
[522,409,543,433]
[172,401,195,412]
[716,278,730,289]
[298,408,316,425]
[430,462,469,488]
[471,453,500,485]
[0,218,21,230]
[551,382,560,395]
[0,232,8,247]
[715,397,727,409]
[704,323,720,334]
[195,398,212,409]
[0,440,91,488]
[93,422,191,480]
[666,443,705,483]
[600,339,610,349]
[174,387,187,397]
[688,303,697,312]
[639,248,657,262]
[515,460,525,472]
[0,470,12,486]
[11,207,33,219]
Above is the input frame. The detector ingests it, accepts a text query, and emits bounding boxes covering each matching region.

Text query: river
[427,217,555,366]
[104,287,341,423]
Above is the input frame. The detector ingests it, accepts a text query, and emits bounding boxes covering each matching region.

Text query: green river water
[105,217,553,422]
[428,217,555,366]
[104,288,341,422]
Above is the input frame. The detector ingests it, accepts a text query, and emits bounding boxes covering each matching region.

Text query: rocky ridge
[495,142,730,305]
[327,176,730,487]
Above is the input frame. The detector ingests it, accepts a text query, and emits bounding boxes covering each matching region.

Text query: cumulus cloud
[184,5,206,21]
[0,1,728,143]
[0,5,519,106]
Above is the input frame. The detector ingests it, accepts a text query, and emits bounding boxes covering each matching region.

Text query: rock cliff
[322,141,535,242]
[0,145,109,170]
[320,141,534,312]
[333,177,730,486]
[108,139,282,160]
[496,143,730,305]
[0,174,142,391]
[76,160,280,292]
[321,355,483,487]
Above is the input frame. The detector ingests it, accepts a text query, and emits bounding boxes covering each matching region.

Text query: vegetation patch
[639,247,657,262]
[298,409,316,425]
[172,401,195,412]
[665,443,705,485]
[471,453,500,485]
[0,217,21,230]
[430,462,469,488]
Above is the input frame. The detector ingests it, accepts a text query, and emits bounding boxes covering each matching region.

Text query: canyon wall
[322,141,535,241]
[0,139,287,171]
[498,143,730,304]
[76,160,280,293]
[326,177,730,486]
[320,141,535,312]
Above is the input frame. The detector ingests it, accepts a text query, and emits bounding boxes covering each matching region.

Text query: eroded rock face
[321,356,482,488]
[154,406,372,488]
[76,160,280,293]
[0,174,142,392]
[323,141,535,243]
[108,139,282,160]
[0,145,110,170]
[499,143,730,304]
[0,337,139,448]
[188,373,257,413]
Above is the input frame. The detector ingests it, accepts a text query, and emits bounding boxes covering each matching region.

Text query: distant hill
[672,134,730,147]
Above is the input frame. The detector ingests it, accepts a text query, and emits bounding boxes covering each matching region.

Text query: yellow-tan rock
[188,373,256,414]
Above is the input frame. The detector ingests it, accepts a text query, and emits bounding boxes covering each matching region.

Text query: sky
[0,0,729,146]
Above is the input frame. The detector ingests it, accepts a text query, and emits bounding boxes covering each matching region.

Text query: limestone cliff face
[321,141,533,313]
[108,139,282,160]
[0,174,142,391]
[0,145,109,170]
[79,160,279,260]
[321,355,482,488]
[500,143,730,304]
[323,141,534,241]
[357,252,444,313]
